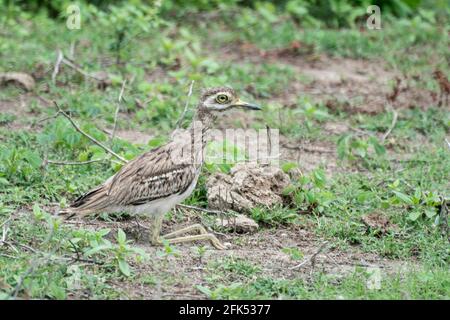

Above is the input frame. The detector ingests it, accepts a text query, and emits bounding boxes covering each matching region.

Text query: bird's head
[199,87,261,112]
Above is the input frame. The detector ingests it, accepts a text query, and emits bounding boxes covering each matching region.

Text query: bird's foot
[151,224,226,250]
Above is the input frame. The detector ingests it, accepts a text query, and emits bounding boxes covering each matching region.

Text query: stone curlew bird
[60,87,261,249]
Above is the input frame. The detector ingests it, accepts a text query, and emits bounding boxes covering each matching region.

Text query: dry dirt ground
[57,213,413,299]
[1,50,439,299]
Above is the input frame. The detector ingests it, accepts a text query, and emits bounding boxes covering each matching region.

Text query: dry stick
[266,125,272,164]
[176,203,224,215]
[0,219,10,244]
[53,101,128,164]
[51,49,64,84]
[175,80,195,130]
[35,111,62,125]
[110,79,127,145]
[381,107,398,143]
[445,138,450,150]
[290,241,329,270]
[439,197,449,241]
[61,57,104,81]
[281,143,334,154]
[46,158,109,166]
[69,41,75,60]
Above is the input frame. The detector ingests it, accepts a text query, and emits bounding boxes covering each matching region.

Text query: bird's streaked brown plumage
[60,86,261,249]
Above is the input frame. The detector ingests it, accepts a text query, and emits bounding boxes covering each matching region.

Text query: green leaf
[408,210,422,221]
[33,203,43,220]
[84,244,112,256]
[281,162,298,173]
[118,259,131,277]
[425,208,437,218]
[117,228,127,244]
[196,285,212,297]
[393,191,413,205]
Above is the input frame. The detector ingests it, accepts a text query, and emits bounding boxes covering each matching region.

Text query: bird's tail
[58,185,110,218]
[58,207,77,219]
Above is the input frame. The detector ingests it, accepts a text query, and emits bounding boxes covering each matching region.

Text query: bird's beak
[233,99,262,110]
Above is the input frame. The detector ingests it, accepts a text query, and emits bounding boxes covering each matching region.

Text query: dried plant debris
[215,213,259,234]
[206,163,291,213]
[433,70,450,107]
[0,72,35,91]
[361,212,398,236]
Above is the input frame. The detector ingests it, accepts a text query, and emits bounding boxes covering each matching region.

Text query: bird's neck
[190,105,216,144]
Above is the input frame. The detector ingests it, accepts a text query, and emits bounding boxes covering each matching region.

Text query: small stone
[0,72,35,91]
[215,214,259,234]
[223,242,233,248]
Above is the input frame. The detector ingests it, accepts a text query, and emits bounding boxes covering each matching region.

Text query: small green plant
[87,3,161,65]
[283,168,335,214]
[250,206,298,226]
[387,179,442,223]
[74,228,147,277]
[282,247,304,261]
[156,239,180,258]
[0,146,42,185]
[337,133,386,165]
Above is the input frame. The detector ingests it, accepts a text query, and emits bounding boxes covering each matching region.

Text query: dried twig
[46,158,109,166]
[110,79,127,144]
[290,241,329,270]
[53,101,128,164]
[176,203,224,215]
[381,107,398,143]
[35,111,62,126]
[439,197,449,242]
[445,138,450,150]
[134,217,151,231]
[51,50,64,84]
[281,143,334,154]
[266,125,272,157]
[69,41,75,60]
[0,218,10,244]
[61,57,104,81]
[175,80,195,130]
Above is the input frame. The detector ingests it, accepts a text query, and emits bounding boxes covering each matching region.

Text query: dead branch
[281,143,334,154]
[51,50,64,84]
[175,80,195,130]
[439,197,449,242]
[61,57,104,81]
[0,218,10,244]
[110,79,127,144]
[176,203,224,215]
[46,158,109,166]
[53,101,128,164]
[290,241,329,270]
[381,107,398,143]
[266,125,272,156]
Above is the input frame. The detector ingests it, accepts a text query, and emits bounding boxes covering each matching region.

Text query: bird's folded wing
[68,144,198,212]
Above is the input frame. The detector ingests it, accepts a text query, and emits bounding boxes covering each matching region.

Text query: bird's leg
[149,215,225,250]
[149,214,164,246]
[162,224,225,250]
[163,224,208,238]
[162,233,226,250]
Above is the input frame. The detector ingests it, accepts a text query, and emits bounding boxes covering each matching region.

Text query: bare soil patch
[220,42,438,113]
[61,214,413,299]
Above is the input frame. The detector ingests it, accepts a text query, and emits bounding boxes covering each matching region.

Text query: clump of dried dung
[206,163,291,213]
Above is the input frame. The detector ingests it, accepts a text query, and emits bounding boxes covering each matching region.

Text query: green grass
[198,267,450,299]
[0,3,449,299]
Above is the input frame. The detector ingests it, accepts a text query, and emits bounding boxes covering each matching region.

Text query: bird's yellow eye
[216,94,229,104]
